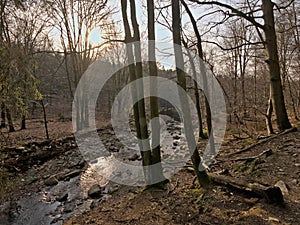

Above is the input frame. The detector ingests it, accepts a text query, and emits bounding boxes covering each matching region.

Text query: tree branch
[188,0,264,30]
[274,0,295,11]
[202,40,265,51]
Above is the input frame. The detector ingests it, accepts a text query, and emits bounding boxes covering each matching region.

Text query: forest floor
[0,119,299,225]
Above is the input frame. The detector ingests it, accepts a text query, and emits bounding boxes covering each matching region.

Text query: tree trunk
[40,100,49,140]
[233,49,239,125]
[129,0,153,183]
[266,98,274,135]
[239,47,247,117]
[21,114,26,130]
[0,103,5,128]
[121,0,153,184]
[6,108,15,132]
[181,0,215,150]
[147,0,166,184]
[254,49,258,130]
[0,2,5,130]
[287,76,299,121]
[172,0,210,187]
[121,0,141,145]
[262,0,292,131]
[182,38,206,139]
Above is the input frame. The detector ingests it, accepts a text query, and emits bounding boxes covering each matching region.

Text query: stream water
[6,167,109,225]
[1,119,190,225]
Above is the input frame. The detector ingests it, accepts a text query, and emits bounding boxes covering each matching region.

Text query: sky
[53,0,250,69]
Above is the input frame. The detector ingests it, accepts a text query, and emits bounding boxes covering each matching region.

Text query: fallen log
[208,173,283,204]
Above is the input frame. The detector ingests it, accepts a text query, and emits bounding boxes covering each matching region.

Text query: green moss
[246,159,263,178]
[190,187,204,193]
[232,163,248,173]
[232,159,263,178]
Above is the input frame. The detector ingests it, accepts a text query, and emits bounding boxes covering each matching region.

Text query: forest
[0,0,299,224]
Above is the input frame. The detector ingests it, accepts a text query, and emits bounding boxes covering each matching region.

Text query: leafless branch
[274,0,295,11]
[202,40,265,51]
[188,0,264,30]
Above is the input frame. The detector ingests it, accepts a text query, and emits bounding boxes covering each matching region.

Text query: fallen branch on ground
[208,173,283,204]
[228,127,297,157]
[231,149,273,162]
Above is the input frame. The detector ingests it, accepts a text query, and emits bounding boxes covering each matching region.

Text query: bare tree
[45,0,111,130]
[147,0,167,184]
[262,0,292,130]
[172,0,210,187]
[121,0,153,184]
[189,0,292,131]
[276,0,299,121]
[181,0,216,154]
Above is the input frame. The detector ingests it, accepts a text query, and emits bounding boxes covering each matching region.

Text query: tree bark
[182,38,206,139]
[6,108,15,132]
[40,99,49,140]
[21,114,26,130]
[266,98,274,135]
[121,0,154,184]
[0,2,6,130]
[129,0,153,182]
[0,103,5,128]
[287,76,299,121]
[262,0,292,131]
[181,0,215,150]
[121,0,142,149]
[172,0,210,187]
[147,0,166,184]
